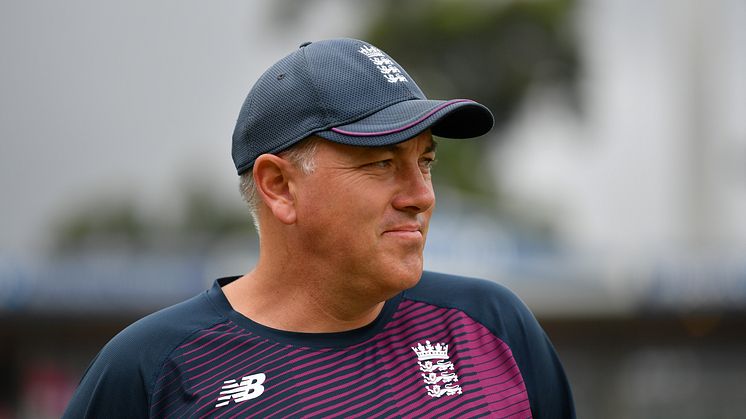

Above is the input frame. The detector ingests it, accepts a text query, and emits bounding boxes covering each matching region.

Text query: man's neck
[221,266,388,333]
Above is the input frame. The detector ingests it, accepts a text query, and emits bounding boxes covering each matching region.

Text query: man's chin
[383,260,424,292]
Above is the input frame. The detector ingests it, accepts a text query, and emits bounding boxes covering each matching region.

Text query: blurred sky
[0,0,373,261]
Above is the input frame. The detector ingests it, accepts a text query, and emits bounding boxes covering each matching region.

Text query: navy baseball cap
[232,38,494,175]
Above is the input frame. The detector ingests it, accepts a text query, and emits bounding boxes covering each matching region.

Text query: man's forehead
[307,132,437,165]
[330,132,437,156]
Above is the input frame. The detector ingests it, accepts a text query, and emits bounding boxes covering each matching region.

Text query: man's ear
[253,154,297,225]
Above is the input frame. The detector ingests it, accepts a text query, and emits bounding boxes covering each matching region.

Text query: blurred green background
[2,0,745,417]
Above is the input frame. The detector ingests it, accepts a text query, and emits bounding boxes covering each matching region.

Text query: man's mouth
[382,225,423,239]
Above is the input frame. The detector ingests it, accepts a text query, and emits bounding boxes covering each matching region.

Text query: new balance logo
[215,373,266,408]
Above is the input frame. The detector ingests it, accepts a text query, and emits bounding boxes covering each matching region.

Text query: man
[64,38,574,418]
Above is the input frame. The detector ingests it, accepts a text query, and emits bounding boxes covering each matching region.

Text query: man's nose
[392,163,435,213]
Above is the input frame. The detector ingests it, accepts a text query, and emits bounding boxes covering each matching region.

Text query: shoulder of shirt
[403,271,538,344]
[109,288,225,349]
[404,273,576,417]
[89,289,227,392]
[404,270,527,313]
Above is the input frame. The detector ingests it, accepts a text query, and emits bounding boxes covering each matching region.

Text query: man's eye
[420,158,437,171]
[369,160,392,169]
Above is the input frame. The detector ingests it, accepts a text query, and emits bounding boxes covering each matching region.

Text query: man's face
[291,131,437,298]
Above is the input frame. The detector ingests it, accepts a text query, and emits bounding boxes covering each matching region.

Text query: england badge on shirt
[412,340,463,398]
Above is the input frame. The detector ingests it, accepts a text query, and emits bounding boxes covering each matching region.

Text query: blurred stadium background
[1,0,745,417]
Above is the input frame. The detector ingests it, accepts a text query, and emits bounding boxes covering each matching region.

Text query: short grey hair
[239,137,320,232]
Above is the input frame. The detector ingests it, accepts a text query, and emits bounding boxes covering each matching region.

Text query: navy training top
[64,271,575,418]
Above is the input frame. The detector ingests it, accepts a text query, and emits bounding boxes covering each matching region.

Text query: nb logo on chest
[215,373,266,408]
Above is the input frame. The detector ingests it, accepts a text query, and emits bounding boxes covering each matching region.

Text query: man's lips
[382,225,423,238]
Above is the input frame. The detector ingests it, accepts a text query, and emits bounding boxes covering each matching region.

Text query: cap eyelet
[277,74,285,81]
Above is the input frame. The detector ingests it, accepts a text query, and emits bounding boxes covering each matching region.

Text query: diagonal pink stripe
[177,339,293,416]
[155,299,532,418]
[155,334,268,417]
[343,321,482,417]
[176,322,231,350]
[241,308,477,418]
[153,322,234,388]
[176,325,240,358]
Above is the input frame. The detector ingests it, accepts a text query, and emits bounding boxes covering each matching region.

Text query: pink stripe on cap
[330,99,475,137]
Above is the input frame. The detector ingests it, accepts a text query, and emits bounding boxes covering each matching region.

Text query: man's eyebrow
[425,140,438,154]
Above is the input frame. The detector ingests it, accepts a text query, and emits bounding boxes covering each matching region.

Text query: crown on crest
[411,340,449,361]
[358,45,385,58]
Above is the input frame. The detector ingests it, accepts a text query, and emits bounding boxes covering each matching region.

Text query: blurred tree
[52,185,255,254]
[53,200,148,252]
[364,0,579,202]
[179,180,256,243]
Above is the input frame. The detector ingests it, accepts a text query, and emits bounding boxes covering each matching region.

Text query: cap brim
[315,99,494,146]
